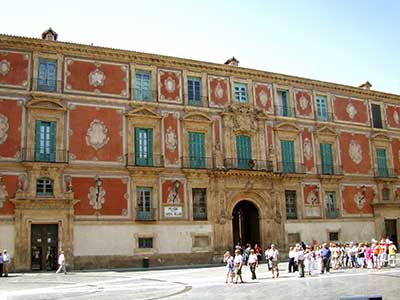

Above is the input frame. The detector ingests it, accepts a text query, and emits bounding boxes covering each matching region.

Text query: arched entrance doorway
[232,200,260,247]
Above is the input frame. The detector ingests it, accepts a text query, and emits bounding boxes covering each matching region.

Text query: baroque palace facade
[0,29,399,271]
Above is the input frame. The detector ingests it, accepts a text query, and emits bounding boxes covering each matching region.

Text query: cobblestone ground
[0,263,398,300]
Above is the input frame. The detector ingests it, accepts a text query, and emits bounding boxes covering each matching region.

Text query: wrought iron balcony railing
[274,105,296,117]
[131,88,157,102]
[316,164,344,176]
[374,167,398,178]
[21,148,68,163]
[315,112,335,122]
[135,208,156,221]
[276,162,306,174]
[224,158,273,171]
[181,156,214,169]
[126,153,164,167]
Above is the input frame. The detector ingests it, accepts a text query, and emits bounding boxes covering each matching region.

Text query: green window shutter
[236,135,252,169]
[376,148,388,177]
[34,120,42,161]
[49,122,57,161]
[320,143,333,174]
[147,128,153,165]
[135,128,153,166]
[38,59,57,92]
[281,140,295,172]
[316,96,328,121]
[189,132,205,168]
[326,192,336,218]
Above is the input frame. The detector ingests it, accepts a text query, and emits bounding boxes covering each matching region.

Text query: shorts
[271,261,279,268]
[234,266,242,275]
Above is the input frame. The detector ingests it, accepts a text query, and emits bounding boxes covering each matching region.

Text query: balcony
[136,208,156,221]
[132,88,157,102]
[224,158,273,171]
[374,167,398,179]
[317,164,343,176]
[181,156,214,169]
[275,105,296,118]
[126,153,164,167]
[34,78,58,93]
[326,208,339,219]
[315,112,335,122]
[21,148,68,163]
[276,162,306,174]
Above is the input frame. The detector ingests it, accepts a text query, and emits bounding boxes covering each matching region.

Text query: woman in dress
[223,251,234,283]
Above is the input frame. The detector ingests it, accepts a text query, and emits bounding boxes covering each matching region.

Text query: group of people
[0,249,10,277]
[224,238,398,283]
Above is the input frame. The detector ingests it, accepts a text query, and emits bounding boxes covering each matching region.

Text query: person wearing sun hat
[388,241,397,267]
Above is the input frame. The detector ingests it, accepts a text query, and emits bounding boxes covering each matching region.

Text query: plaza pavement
[0,262,399,300]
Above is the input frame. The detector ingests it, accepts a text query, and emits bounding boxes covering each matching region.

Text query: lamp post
[95,175,102,218]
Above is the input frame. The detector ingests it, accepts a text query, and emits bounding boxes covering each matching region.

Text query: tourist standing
[56,250,67,274]
[288,246,296,273]
[388,241,397,267]
[320,243,331,274]
[2,250,9,277]
[365,242,373,269]
[247,249,258,280]
[264,246,271,271]
[233,249,244,284]
[294,244,305,278]
[304,246,313,276]
[224,251,234,283]
[0,250,3,277]
[267,244,280,279]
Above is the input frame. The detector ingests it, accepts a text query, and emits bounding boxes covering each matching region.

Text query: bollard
[143,257,149,268]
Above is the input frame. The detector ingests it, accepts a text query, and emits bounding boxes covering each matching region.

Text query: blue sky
[1,0,399,94]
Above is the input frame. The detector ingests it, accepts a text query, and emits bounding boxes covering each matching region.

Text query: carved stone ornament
[0,113,9,144]
[88,69,106,87]
[0,177,8,208]
[165,126,177,152]
[164,76,176,93]
[354,191,366,209]
[346,103,357,119]
[86,119,110,150]
[306,190,318,205]
[394,111,399,125]
[349,140,362,164]
[303,138,312,160]
[88,186,106,210]
[228,104,258,133]
[214,82,224,99]
[167,186,181,204]
[0,59,10,76]
[259,90,268,106]
[299,95,308,110]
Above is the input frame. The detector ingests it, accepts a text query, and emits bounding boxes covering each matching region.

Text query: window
[371,104,383,128]
[38,58,57,92]
[382,188,390,201]
[236,135,252,169]
[35,121,56,162]
[193,188,207,220]
[135,128,153,166]
[188,77,202,106]
[285,190,297,219]
[136,187,153,220]
[135,70,152,101]
[281,140,295,173]
[277,89,290,116]
[316,95,328,121]
[36,177,53,196]
[138,237,153,249]
[188,132,205,168]
[376,148,388,177]
[326,191,337,218]
[234,83,248,103]
[329,232,339,241]
[320,143,333,174]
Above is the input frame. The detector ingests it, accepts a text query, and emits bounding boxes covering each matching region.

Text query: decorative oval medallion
[349,140,362,164]
[346,103,357,119]
[307,190,318,205]
[0,60,10,76]
[86,119,110,150]
[394,111,399,125]
[303,138,312,160]
[259,90,268,106]
[165,126,177,152]
[354,191,366,209]
[0,113,9,144]
[164,77,176,93]
[299,95,308,110]
[88,185,106,210]
[88,69,106,87]
[215,82,224,99]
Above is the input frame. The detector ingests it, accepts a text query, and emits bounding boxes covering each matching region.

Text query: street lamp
[95,175,102,218]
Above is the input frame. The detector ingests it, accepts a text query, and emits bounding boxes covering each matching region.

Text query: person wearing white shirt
[247,249,258,280]
[2,250,9,277]
[267,244,280,278]
[233,249,244,284]
[294,244,305,278]
[56,250,67,274]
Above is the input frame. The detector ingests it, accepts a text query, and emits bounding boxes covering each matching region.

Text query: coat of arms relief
[88,185,106,211]
[86,119,110,150]
[225,103,261,133]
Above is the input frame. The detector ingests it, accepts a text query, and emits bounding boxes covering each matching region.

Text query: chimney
[224,56,239,67]
[41,28,58,41]
[358,81,372,90]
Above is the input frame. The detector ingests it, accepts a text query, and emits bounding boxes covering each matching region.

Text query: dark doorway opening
[232,200,260,247]
[31,224,58,271]
[385,219,398,247]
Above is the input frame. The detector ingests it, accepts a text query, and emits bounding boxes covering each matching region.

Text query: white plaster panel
[0,225,15,256]
[285,221,375,245]
[74,224,212,256]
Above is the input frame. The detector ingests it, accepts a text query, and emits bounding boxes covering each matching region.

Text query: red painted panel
[0,99,22,158]
[65,58,128,97]
[301,128,314,172]
[339,132,371,174]
[295,90,313,118]
[161,179,184,204]
[333,97,368,124]
[254,83,273,114]
[163,113,179,166]
[391,139,400,176]
[0,50,29,89]
[386,105,400,129]
[69,106,123,162]
[342,185,373,214]
[0,175,17,215]
[73,177,128,216]
[303,184,320,205]
[209,77,228,107]
[213,118,221,150]
[159,70,181,103]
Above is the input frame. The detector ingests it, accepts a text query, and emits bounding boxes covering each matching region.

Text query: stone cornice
[1,34,400,102]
